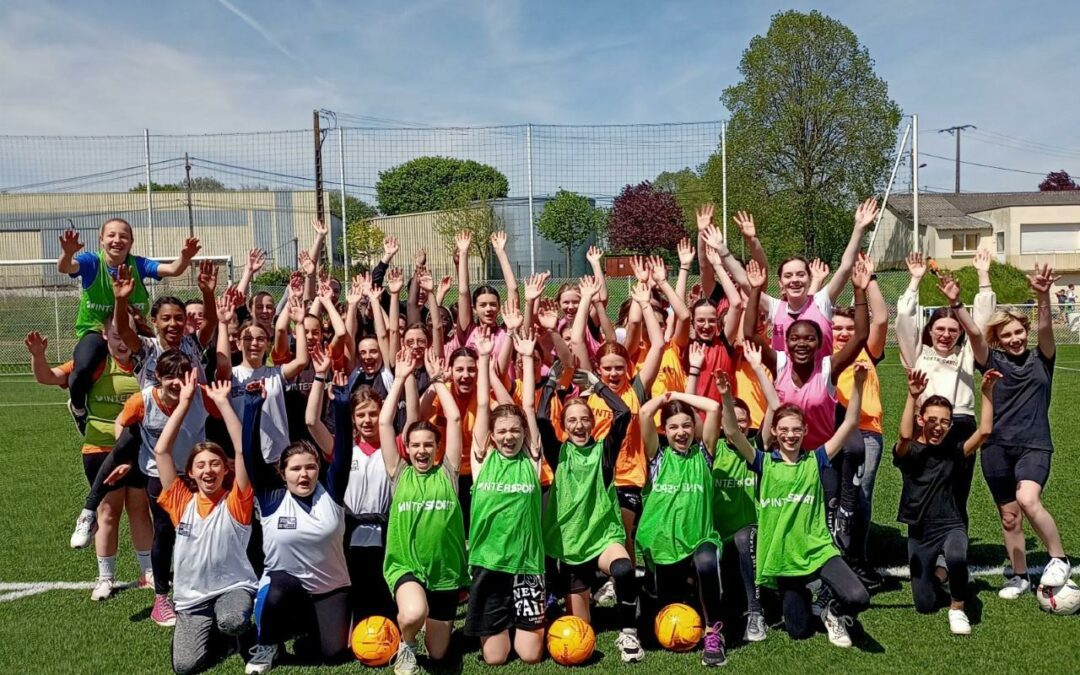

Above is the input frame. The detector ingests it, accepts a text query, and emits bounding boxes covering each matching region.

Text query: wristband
[314,375,328,383]
[680,266,691,271]
[950,301,964,309]
[688,368,701,376]
[869,273,878,281]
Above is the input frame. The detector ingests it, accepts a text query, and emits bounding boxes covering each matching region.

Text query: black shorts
[557,557,604,595]
[465,569,546,636]
[393,574,461,622]
[616,486,643,520]
[980,444,1052,504]
[82,453,145,489]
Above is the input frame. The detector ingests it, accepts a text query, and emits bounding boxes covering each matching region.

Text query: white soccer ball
[1036,580,1080,615]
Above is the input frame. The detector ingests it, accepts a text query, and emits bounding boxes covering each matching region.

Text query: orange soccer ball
[654,603,704,652]
[547,615,596,665]
[351,615,400,666]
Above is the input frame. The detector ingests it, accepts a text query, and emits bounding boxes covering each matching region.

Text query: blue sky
[1,0,1078,193]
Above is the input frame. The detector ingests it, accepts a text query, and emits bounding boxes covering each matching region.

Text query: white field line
[0,402,66,407]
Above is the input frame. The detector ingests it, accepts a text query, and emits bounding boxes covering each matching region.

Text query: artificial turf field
[1,349,1079,674]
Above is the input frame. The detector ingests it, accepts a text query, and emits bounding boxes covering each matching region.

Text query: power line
[921,152,1046,176]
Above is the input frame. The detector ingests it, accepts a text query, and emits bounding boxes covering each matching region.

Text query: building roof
[886,191,1080,231]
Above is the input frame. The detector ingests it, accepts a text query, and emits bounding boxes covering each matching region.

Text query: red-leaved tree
[1038,170,1079,191]
[607,181,687,254]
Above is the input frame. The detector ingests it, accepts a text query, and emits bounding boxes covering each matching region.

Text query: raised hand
[705,245,723,270]
[746,259,767,290]
[386,267,404,294]
[346,275,365,305]
[490,230,507,252]
[696,203,715,231]
[688,341,706,370]
[179,237,201,261]
[414,248,427,270]
[907,369,928,398]
[501,301,523,332]
[112,264,135,301]
[938,273,961,304]
[853,361,869,385]
[216,288,237,323]
[311,344,332,375]
[524,272,549,302]
[416,267,434,293]
[578,275,601,300]
[713,371,732,396]
[311,217,328,236]
[851,257,871,290]
[854,197,879,230]
[809,259,830,286]
[905,252,926,280]
[24,331,48,356]
[425,347,447,383]
[59,229,84,256]
[197,259,218,294]
[179,370,198,404]
[733,211,756,239]
[474,326,495,357]
[981,369,1002,394]
[677,238,695,267]
[859,251,875,277]
[586,246,604,266]
[287,295,305,324]
[535,298,558,331]
[743,340,763,368]
[383,236,400,260]
[648,255,667,284]
[288,271,304,298]
[973,248,992,273]
[298,250,316,277]
[246,248,266,274]
[393,346,417,379]
[317,276,335,301]
[629,280,650,306]
[436,275,453,304]
[513,327,536,356]
[1028,263,1060,295]
[700,223,726,253]
[455,230,472,255]
[687,283,703,307]
[630,255,650,283]
[203,380,233,407]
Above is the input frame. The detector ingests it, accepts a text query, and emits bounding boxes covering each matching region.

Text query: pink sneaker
[151,594,176,627]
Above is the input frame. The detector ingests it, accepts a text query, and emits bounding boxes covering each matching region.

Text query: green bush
[918,260,1032,306]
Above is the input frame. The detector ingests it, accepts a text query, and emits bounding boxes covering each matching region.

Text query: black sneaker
[832,508,853,553]
[848,559,883,590]
[701,623,727,666]
[68,400,88,436]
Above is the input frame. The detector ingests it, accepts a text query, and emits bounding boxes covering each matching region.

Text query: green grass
[2,348,1080,674]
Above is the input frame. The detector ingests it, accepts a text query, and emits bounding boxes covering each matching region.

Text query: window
[952,233,979,253]
[1019,224,1080,254]
[996,232,1005,253]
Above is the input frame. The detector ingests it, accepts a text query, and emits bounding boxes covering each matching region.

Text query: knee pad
[610,558,634,585]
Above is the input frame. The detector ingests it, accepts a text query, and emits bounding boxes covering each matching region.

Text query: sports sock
[97,555,116,581]
[135,550,152,575]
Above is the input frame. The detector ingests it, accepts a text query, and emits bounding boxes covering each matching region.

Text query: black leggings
[146,477,176,596]
[654,542,724,626]
[256,571,350,663]
[84,427,142,511]
[721,526,761,614]
[346,545,395,622]
[909,526,969,613]
[775,557,869,640]
[69,332,109,410]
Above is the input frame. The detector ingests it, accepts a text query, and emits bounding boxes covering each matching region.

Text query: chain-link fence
[922,303,1080,346]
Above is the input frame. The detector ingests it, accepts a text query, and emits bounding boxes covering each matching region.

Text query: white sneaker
[1040,558,1072,588]
[90,578,113,602]
[948,609,971,635]
[821,603,853,648]
[615,630,645,663]
[391,642,418,675]
[136,570,154,590]
[594,578,616,605]
[70,509,97,549]
[245,644,278,674]
[998,575,1031,599]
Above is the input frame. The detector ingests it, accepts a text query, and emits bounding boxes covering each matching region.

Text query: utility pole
[183,153,195,240]
[939,124,976,193]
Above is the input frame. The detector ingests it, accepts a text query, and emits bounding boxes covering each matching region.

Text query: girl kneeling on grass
[155,377,257,675]
[719,368,870,649]
[465,329,546,666]
[380,348,468,675]
[637,390,727,667]
[895,368,1000,635]
[243,374,353,674]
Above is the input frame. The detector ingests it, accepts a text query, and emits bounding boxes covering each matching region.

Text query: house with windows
[870,191,1080,285]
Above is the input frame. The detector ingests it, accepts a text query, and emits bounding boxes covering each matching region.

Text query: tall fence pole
[721,121,728,247]
[53,289,61,363]
[526,123,536,276]
[144,129,154,257]
[866,121,911,257]
[313,111,327,272]
[912,114,920,254]
[339,127,348,273]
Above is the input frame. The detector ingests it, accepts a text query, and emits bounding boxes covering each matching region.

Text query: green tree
[918,261,1032,305]
[654,168,706,234]
[703,10,902,264]
[329,192,379,223]
[434,193,502,276]
[129,177,228,192]
[376,156,509,216]
[536,190,606,273]
[345,218,385,272]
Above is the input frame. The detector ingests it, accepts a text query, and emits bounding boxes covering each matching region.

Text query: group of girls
[28,198,1071,675]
